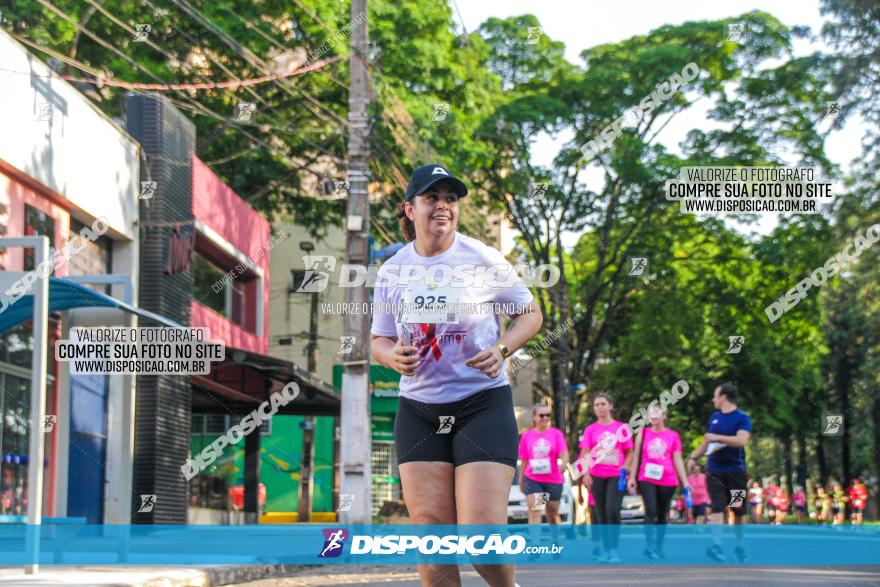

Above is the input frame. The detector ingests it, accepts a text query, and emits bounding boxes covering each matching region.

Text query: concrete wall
[0,29,139,241]
[191,157,270,354]
[267,221,346,383]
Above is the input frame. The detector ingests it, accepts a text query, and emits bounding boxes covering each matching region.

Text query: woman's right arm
[371,335,418,376]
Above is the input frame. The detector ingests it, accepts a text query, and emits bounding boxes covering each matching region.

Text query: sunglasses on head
[537,413,551,418]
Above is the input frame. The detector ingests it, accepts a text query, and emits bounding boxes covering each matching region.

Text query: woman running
[371,163,543,587]
[627,404,690,559]
[815,486,831,524]
[831,482,848,525]
[577,393,634,563]
[518,404,569,524]
[849,479,868,525]
[748,480,764,523]
[687,461,710,524]
[792,486,807,524]
[774,485,789,525]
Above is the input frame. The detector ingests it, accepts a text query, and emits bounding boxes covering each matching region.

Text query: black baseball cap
[404,163,469,201]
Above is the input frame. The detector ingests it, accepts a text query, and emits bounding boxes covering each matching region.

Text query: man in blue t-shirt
[687,383,752,562]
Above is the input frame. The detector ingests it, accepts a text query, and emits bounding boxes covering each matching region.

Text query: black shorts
[706,471,748,516]
[395,385,518,468]
[691,503,707,517]
[523,477,564,501]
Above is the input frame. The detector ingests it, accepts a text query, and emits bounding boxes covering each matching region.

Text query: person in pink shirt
[518,403,570,524]
[688,462,710,524]
[792,486,808,524]
[628,404,690,559]
[577,393,634,563]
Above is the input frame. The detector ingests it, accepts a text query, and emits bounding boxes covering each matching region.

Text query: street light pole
[340,0,372,524]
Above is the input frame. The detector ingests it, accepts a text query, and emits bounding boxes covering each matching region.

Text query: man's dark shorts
[706,471,749,516]
[395,385,518,468]
[523,477,564,502]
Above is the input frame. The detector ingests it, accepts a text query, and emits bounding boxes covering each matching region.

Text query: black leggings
[591,475,623,551]
[638,481,676,551]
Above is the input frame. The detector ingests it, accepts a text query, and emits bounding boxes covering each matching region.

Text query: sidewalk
[0,564,306,586]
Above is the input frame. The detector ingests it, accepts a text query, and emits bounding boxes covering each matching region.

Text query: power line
[35,0,344,191]
[167,0,348,131]
[82,0,344,166]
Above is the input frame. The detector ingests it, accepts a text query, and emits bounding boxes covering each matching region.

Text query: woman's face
[533,406,552,428]
[405,182,459,240]
[593,397,611,418]
[648,406,664,425]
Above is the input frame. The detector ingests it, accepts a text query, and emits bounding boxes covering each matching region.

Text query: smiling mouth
[432,215,450,221]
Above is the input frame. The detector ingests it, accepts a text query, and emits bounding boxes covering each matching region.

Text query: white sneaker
[607,549,622,563]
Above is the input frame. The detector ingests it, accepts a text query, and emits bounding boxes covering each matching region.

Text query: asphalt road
[229,565,880,586]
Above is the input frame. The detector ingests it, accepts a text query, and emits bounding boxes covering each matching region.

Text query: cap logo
[431,167,449,176]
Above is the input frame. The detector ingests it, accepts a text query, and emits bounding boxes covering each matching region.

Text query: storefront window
[23,205,55,271]
[68,219,112,294]
[0,373,30,515]
[192,254,227,315]
[192,253,257,333]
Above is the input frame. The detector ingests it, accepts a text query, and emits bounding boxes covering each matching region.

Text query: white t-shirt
[371,232,534,403]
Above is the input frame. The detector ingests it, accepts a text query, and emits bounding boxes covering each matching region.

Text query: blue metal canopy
[0,277,184,334]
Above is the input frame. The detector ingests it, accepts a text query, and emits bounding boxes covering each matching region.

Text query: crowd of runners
[747,477,870,525]
[516,386,872,565]
[517,382,756,563]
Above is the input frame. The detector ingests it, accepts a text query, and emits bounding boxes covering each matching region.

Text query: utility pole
[340,0,371,524]
[297,240,317,522]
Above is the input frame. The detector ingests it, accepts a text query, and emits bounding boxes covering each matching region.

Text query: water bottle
[618,469,627,492]
[684,487,693,509]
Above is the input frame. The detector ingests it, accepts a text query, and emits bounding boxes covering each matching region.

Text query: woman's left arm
[498,299,544,352]
[465,300,544,377]
[673,451,690,488]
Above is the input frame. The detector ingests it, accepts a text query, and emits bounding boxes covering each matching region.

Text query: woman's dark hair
[593,392,614,407]
[397,201,415,243]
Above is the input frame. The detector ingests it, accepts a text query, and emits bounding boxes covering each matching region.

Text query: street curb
[206,564,310,587]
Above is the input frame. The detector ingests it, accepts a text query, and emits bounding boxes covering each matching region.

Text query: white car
[507,464,576,524]
[620,494,646,524]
